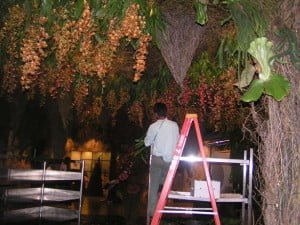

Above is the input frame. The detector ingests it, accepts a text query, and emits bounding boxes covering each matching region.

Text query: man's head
[153,102,167,118]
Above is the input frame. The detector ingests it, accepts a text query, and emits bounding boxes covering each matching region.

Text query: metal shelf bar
[178,156,249,165]
[168,193,248,203]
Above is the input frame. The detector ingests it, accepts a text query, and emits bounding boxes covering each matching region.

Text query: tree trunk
[256,1,300,224]
[259,90,300,225]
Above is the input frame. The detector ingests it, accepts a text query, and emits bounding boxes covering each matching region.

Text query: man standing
[144,102,179,219]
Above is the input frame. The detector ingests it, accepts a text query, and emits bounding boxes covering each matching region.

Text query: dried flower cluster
[122,4,151,81]
[0,2,152,121]
[108,20,122,52]
[75,2,96,75]
[78,97,103,123]
[94,44,114,78]
[53,20,77,65]
[73,82,89,110]
[121,3,145,39]
[108,3,151,81]
[128,101,144,127]
[54,1,94,67]
[106,88,130,125]
[0,5,26,93]
[20,18,49,89]
[0,5,25,58]
[38,65,74,99]
[134,34,152,81]
[2,63,19,95]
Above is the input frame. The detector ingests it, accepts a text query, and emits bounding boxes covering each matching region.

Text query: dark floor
[80,195,147,225]
[1,192,242,225]
[0,192,148,225]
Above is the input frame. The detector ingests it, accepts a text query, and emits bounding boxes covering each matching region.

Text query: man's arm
[144,124,155,147]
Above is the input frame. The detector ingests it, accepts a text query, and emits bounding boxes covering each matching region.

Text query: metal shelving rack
[0,160,85,225]
[167,148,253,225]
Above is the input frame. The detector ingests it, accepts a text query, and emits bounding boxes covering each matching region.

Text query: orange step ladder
[150,114,221,225]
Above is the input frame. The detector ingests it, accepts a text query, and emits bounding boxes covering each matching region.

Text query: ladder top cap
[186,114,198,118]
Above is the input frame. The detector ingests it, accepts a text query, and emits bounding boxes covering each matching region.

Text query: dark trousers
[148,155,170,217]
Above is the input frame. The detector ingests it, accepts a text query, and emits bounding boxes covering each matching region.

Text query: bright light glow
[81,151,93,160]
[184,155,199,162]
[71,151,81,160]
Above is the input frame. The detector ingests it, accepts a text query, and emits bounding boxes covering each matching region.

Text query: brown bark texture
[255,1,300,224]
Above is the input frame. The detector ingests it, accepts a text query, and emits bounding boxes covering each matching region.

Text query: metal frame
[0,160,85,225]
[167,148,254,225]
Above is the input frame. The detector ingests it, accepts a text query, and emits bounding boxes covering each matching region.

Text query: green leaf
[90,0,102,9]
[95,34,105,43]
[234,63,256,89]
[194,1,208,25]
[217,39,225,68]
[95,8,105,18]
[248,37,274,80]
[240,79,264,102]
[74,0,84,20]
[41,0,53,17]
[264,74,290,101]
[24,0,32,21]
[220,15,232,26]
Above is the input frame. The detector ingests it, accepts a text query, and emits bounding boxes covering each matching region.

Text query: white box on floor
[193,180,221,199]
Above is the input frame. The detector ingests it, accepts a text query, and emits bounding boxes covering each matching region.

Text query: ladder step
[164,206,212,211]
[159,209,217,215]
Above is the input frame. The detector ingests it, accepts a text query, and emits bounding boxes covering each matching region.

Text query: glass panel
[93,152,102,160]
[102,152,111,160]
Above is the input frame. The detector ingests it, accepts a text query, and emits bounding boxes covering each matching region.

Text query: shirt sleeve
[144,124,156,147]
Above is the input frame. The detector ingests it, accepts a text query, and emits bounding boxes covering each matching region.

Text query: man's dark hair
[153,102,167,117]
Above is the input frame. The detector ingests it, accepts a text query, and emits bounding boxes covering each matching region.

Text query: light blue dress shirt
[144,118,179,162]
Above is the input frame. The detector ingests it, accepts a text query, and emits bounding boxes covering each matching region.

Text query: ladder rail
[147,154,153,225]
